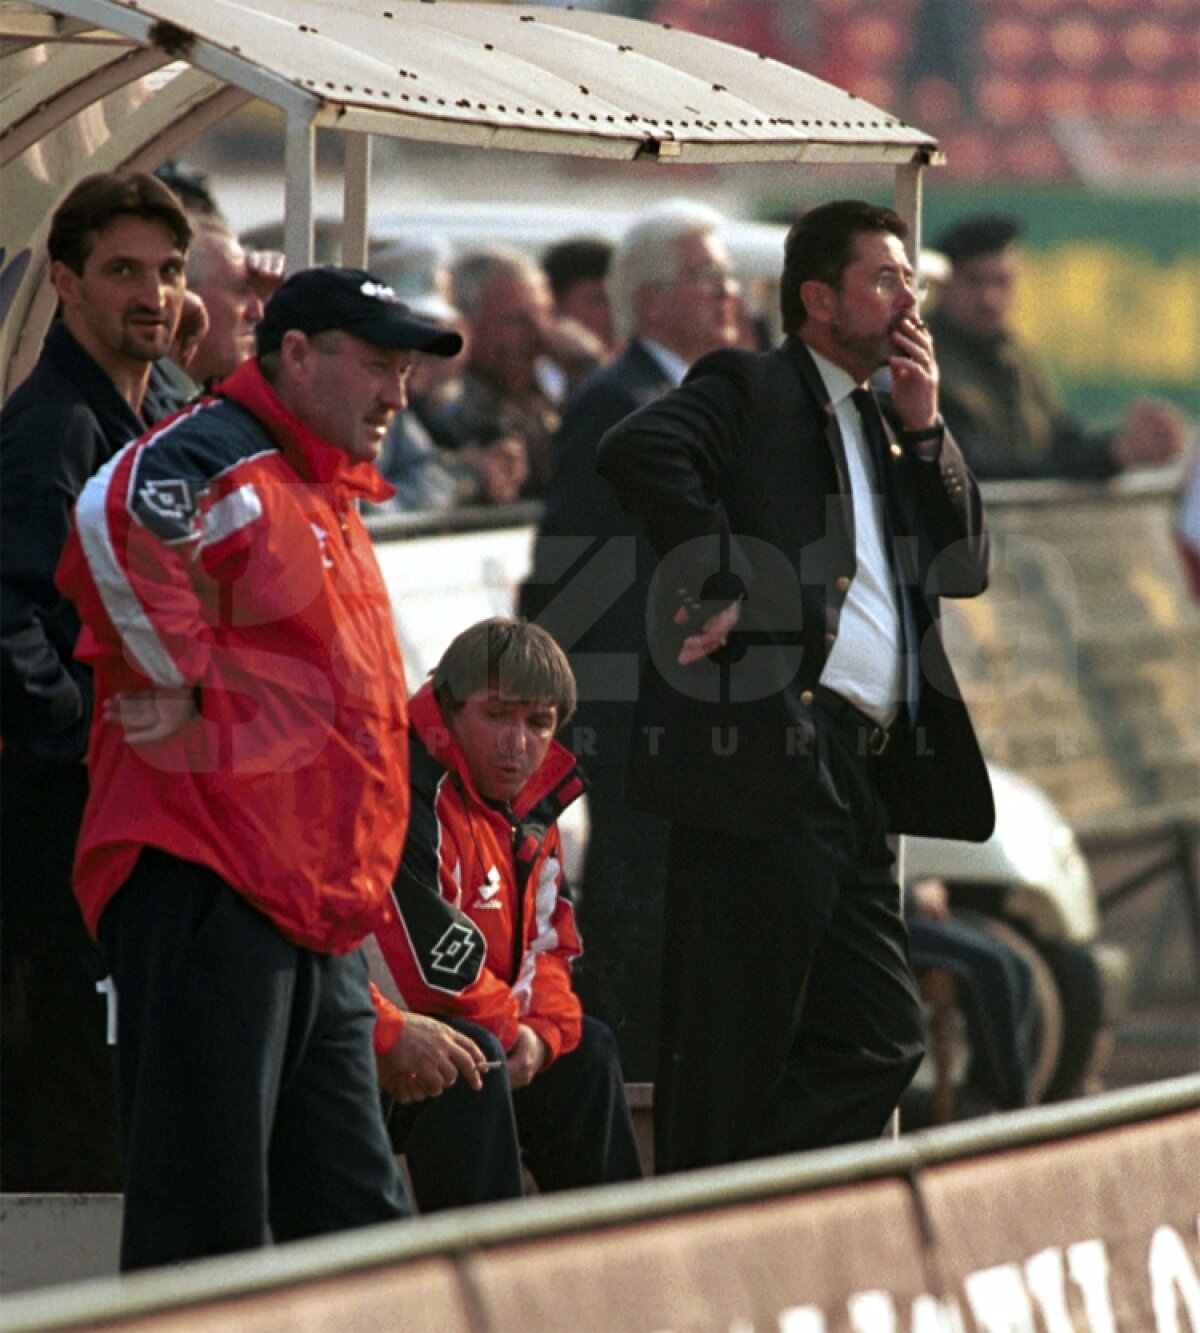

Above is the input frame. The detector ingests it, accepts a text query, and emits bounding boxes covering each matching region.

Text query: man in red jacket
[56,267,474,1270]
[371,618,643,1209]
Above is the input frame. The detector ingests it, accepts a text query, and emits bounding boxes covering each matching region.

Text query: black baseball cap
[256,266,463,358]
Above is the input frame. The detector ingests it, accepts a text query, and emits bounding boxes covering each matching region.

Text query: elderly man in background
[438,246,607,495]
[165,218,285,397]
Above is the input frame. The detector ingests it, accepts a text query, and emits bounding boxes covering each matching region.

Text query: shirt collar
[806,345,862,411]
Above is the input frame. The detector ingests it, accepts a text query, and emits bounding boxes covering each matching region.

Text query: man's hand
[103,687,197,745]
[376,1013,488,1105]
[539,316,607,376]
[171,292,210,373]
[1113,398,1190,471]
[888,313,939,434]
[911,877,951,921]
[506,1023,549,1090]
[245,249,287,301]
[674,597,742,666]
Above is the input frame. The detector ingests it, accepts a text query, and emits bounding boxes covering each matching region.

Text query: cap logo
[360,279,403,305]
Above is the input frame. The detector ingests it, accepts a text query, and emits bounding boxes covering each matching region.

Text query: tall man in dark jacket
[597,199,994,1174]
[519,200,740,1081]
[0,171,191,1190]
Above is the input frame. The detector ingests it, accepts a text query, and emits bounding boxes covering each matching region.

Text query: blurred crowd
[150,157,1193,514]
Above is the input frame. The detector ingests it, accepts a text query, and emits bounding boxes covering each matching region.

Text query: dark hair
[541,236,613,303]
[432,618,576,725]
[779,199,908,333]
[154,159,224,220]
[48,171,192,275]
[934,214,1023,264]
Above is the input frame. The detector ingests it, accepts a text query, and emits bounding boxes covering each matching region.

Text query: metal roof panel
[2,0,939,163]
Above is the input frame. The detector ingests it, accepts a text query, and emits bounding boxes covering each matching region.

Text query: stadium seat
[1039,70,1100,119]
[1000,129,1071,181]
[1048,13,1111,73]
[842,10,909,67]
[1118,17,1179,74]
[976,71,1041,125]
[981,15,1046,74]
[907,75,963,126]
[1100,73,1167,123]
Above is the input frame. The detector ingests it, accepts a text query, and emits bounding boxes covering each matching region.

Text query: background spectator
[929,213,1191,481]
[168,219,265,392]
[439,246,605,496]
[906,877,1039,1117]
[542,235,618,356]
[374,293,528,512]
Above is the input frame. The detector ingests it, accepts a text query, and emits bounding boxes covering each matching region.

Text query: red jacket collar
[218,359,394,503]
[409,682,581,820]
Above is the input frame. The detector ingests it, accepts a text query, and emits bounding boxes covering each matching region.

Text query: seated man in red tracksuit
[370,617,643,1210]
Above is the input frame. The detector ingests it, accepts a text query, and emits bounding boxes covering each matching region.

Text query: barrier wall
[4,1077,1197,1333]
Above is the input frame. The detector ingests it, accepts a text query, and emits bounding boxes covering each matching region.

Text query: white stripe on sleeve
[200,483,263,550]
[74,449,188,689]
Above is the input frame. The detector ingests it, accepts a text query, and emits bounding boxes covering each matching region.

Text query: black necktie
[851,388,920,725]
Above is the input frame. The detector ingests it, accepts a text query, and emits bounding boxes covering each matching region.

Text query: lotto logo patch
[430,921,482,978]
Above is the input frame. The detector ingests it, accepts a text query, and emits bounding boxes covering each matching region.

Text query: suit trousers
[101,848,410,1271]
[654,707,925,1174]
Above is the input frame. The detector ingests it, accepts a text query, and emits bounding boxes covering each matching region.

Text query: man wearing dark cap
[56,267,475,1270]
[929,213,1187,481]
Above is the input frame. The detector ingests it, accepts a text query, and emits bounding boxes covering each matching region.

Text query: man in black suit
[597,199,994,1173]
[1,171,191,1190]
[519,200,741,1081]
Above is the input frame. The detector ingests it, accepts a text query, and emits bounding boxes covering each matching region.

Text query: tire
[961,912,1065,1105]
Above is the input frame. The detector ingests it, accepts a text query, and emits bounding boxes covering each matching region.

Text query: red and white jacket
[55,359,410,955]
[372,684,586,1063]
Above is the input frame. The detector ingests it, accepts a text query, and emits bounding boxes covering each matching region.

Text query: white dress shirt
[809,350,904,728]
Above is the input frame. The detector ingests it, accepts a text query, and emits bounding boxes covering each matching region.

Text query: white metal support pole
[894,159,924,270]
[284,109,315,272]
[890,835,907,1139]
[889,155,924,1142]
[342,132,371,270]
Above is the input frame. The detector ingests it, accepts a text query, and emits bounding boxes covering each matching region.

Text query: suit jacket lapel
[626,339,674,395]
[784,337,851,495]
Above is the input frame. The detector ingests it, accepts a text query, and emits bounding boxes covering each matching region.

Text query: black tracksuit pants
[100,848,410,1271]
[386,1014,643,1212]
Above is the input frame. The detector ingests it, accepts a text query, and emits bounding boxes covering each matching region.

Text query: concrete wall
[4,1079,1197,1332]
